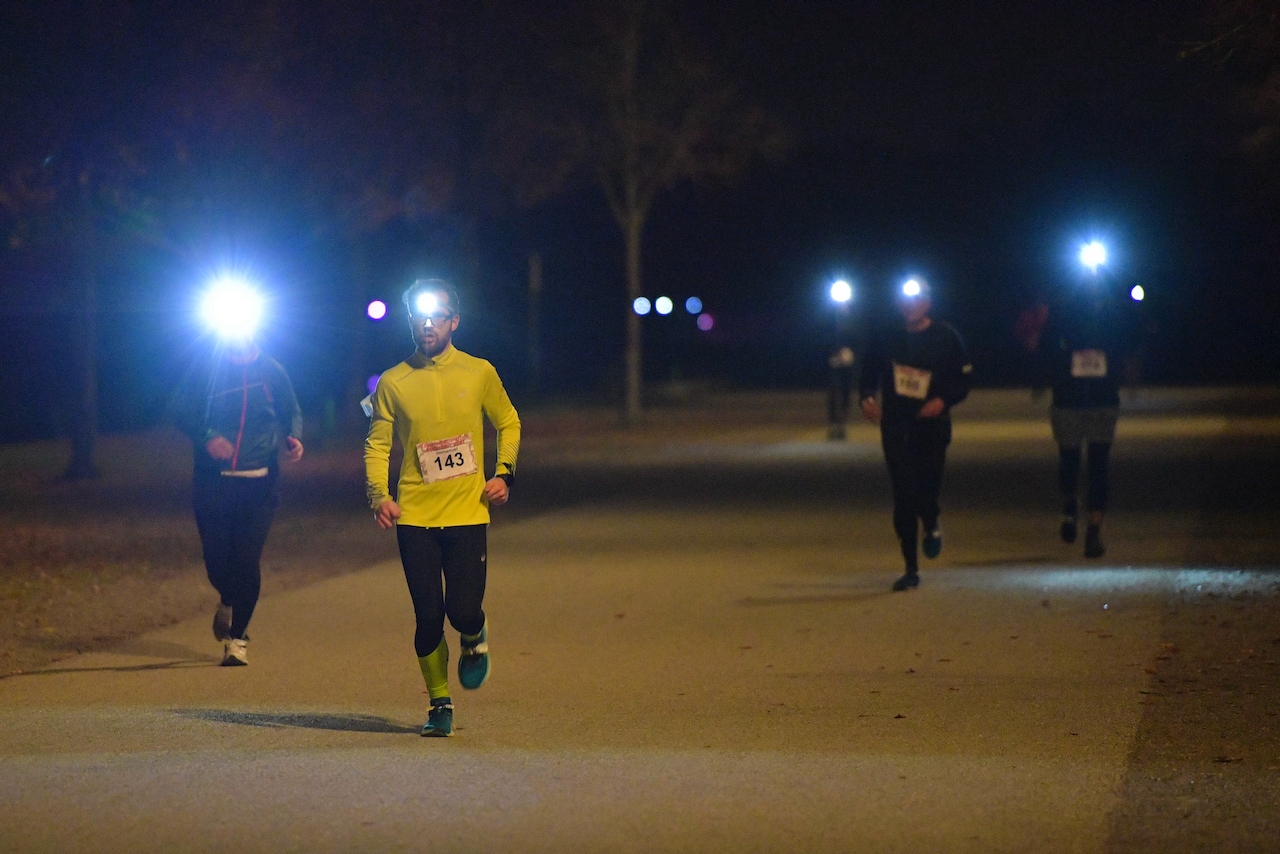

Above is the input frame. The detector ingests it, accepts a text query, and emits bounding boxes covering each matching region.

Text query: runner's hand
[860,397,882,425]
[918,398,945,418]
[483,477,509,506]
[284,436,304,462]
[375,499,402,529]
[205,436,234,460]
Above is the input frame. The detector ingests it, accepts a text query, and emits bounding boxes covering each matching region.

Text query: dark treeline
[0,0,783,463]
[1,0,1279,462]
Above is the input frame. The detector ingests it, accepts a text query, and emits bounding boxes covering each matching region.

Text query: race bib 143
[416,434,479,484]
[892,363,932,400]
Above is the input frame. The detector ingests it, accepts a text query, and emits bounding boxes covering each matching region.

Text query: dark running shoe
[1060,516,1078,544]
[421,699,454,737]
[922,528,943,559]
[1060,499,1079,544]
[212,603,232,641]
[892,572,920,592]
[1084,524,1105,559]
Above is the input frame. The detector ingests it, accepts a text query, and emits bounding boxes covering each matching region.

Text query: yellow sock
[418,637,450,700]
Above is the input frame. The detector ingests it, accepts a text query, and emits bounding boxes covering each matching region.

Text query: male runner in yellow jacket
[364,278,520,737]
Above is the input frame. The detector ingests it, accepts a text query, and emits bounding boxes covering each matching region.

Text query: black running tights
[193,472,280,640]
[881,419,951,571]
[396,524,488,657]
[1058,442,1111,514]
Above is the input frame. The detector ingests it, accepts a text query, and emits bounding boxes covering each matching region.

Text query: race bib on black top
[892,363,932,400]
[1071,349,1107,379]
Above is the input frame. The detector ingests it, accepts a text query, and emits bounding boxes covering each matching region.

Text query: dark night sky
[629,0,1265,384]
[0,0,1275,441]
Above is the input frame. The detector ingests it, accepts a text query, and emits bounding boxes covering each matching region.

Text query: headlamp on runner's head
[899,278,929,300]
[403,278,460,319]
[1079,241,1107,273]
[200,276,265,342]
[415,292,439,316]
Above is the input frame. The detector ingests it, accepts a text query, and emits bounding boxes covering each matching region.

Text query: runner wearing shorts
[1031,287,1139,558]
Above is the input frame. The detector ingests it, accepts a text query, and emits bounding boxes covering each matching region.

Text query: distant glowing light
[415,292,439,315]
[697,313,714,331]
[685,296,703,314]
[367,300,387,320]
[633,297,652,316]
[901,279,922,298]
[1130,285,1144,302]
[655,296,674,315]
[367,375,380,395]
[1080,241,1107,272]
[201,277,264,341]
[830,280,853,303]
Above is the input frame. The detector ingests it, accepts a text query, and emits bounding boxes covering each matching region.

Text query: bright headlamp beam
[901,279,922,298]
[830,280,853,303]
[414,292,439,316]
[201,277,264,341]
[1080,241,1107,272]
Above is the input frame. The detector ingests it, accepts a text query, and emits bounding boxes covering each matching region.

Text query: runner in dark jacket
[172,341,303,665]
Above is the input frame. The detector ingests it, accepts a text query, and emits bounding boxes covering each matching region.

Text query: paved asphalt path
[2,391,1279,853]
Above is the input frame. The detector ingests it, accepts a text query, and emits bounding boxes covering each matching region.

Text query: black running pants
[827,365,854,426]
[396,524,488,657]
[193,471,280,640]
[1058,442,1112,514]
[881,418,951,570]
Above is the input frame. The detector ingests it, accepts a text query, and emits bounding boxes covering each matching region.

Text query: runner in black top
[860,279,972,591]
[1029,285,1140,558]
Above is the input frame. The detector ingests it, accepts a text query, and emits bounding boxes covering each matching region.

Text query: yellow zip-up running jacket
[365,345,520,528]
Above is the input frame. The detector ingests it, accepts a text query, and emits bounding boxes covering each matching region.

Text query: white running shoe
[221,638,248,667]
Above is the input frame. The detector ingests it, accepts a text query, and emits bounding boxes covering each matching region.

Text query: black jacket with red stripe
[172,351,302,477]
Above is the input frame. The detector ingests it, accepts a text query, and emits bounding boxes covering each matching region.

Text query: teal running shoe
[421,698,453,737]
[458,623,490,690]
[922,527,943,559]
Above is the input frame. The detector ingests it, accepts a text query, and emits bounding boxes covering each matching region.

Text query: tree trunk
[343,238,373,437]
[62,196,98,481]
[527,251,542,393]
[623,212,644,421]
